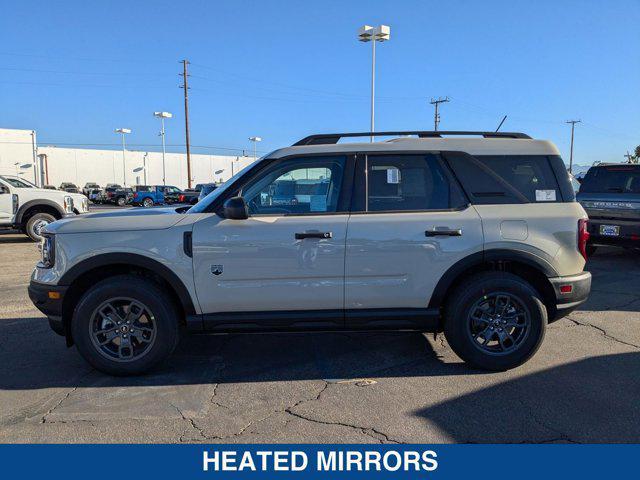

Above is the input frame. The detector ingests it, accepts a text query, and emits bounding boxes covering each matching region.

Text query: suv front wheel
[444,272,547,371]
[71,275,179,376]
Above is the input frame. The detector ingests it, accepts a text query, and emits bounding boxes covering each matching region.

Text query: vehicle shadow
[414,352,640,443]
[573,247,640,313]
[0,316,479,391]
[0,234,31,244]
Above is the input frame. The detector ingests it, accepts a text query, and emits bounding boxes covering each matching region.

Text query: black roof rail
[293,130,532,146]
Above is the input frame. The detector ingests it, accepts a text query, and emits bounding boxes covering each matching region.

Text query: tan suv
[29,131,591,375]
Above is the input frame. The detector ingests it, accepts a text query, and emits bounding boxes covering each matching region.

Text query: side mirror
[0,185,8,194]
[222,196,249,220]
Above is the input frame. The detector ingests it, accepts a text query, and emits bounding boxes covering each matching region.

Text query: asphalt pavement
[0,231,638,443]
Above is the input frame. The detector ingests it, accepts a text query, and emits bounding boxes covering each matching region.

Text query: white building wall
[0,128,256,189]
[38,147,255,189]
[0,128,39,184]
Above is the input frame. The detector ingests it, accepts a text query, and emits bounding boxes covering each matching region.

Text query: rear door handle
[295,232,333,240]
[425,228,463,237]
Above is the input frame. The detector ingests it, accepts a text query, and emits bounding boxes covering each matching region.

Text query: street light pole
[358,25,391,142]
[249,136,262,161]
[566,119,581,174]
[154,112,172,186]
[114,128,131,187]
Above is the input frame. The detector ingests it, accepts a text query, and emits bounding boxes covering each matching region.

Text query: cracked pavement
[1,232,639,443]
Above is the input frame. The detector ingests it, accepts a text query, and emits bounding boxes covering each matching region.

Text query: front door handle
[425,228,463,237]
[295,232,333,240]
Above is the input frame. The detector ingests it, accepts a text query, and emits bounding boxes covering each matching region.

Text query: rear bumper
[28,280,67,336]
[588,218,640,248]
[548,271,591,320]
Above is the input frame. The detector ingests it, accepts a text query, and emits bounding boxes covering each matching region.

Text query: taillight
[134,192,138,198]
[179,194,185,202]
[578,218,590,260]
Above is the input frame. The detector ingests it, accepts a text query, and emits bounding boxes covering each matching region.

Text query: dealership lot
[0,231,638,443]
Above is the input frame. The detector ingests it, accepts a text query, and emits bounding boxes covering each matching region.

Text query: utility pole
[430,97,450,131]
[179,60,193,188]
[566,120,581,173]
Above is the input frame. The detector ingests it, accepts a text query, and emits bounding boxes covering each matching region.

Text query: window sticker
[535,189,556,201]
[387,168,400,184]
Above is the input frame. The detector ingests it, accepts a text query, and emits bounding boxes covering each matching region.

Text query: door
[0,180,14,223]
[192,154,353,330]
[344,153,483,328]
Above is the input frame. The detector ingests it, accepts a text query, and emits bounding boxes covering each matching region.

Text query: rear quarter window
[446,154,566,204]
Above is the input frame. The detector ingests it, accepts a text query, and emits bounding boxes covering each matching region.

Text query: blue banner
[0,444,638,479]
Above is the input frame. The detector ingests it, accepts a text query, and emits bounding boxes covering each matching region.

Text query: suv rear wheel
[25,212,56,242]
[71,275,179,376]
[116,196,126,207]
[142,197,154,208]
[444,271,547,371]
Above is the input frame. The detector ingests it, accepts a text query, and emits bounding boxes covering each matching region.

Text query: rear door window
[364,154,467,212]
[579,166,640,194]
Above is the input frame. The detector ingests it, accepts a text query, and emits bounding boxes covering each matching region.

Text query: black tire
[142,197,154,208]
[71,275,180,376]
[586,245,597,257]
[444,271,547,371]
[25,212,56,242]
[116,196,126,207]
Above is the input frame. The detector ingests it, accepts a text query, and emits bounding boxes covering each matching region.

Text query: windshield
[0,176,35,188]
[579,165,640,194]
[189,163,255,213]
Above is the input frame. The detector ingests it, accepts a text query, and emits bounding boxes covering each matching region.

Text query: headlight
[63,195,74,213]
[39,233,55,269]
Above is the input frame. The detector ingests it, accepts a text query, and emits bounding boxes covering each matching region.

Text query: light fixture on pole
[249,136,262,161]
[358,24,391,142]
[154,112,173,185]
[114,128,131,187]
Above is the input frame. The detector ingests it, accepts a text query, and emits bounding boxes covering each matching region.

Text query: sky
[0,0,638,165]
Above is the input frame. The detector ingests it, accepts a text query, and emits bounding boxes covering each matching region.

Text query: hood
[45,207,186,234]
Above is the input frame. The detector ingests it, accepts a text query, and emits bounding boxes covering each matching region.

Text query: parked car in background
[197,183,218,202]
[59,182,80,194]
[178,187,201,205]
[0,174,88,241]
[577,163,640,255]
[82,182,101,196]
[87,188,102,204]
[130,185,165,207]
[159,185,183,204]
[101,186,133,207]
[29,130,591,375]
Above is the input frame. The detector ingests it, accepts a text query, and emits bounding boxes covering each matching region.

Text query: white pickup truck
[0,175,89,241]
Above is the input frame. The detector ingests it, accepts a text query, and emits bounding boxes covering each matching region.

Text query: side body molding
[427,249,558,309]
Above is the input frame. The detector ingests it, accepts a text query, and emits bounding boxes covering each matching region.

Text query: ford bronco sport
[28,131,591,375]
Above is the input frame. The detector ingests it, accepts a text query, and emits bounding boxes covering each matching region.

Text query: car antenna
[495,115,507,132]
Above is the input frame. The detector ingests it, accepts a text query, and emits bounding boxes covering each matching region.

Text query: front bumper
[548,271,592,320]
[28,280,68,336]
